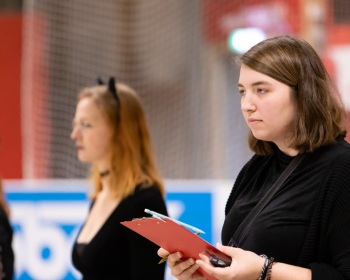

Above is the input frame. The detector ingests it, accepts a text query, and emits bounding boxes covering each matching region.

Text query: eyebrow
[238,81,272,87]
[72,117,90,124]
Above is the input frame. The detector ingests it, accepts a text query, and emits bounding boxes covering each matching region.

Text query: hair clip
[97,77,118,100]
[96,76,120,123]
[97,77,104,85]
[108,77,118,99]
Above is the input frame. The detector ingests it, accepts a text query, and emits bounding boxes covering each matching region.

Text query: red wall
[0,13,22,178]
[203,0,300,42]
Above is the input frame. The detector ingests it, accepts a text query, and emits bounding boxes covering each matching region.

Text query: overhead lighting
[228,28,266,54]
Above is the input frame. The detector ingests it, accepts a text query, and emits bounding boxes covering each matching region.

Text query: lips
[247,118,262,123]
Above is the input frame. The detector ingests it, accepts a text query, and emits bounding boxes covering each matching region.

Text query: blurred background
[1,0,350,180]
[1,0,350,279]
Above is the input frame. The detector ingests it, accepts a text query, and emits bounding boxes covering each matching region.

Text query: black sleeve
[126,186,168,280]
[0,209,14,280]
[310,154,350,280]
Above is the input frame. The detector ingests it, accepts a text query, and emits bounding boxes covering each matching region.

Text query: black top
[0,206,14,280]
[222,139,350,279]
[72,184,168,280]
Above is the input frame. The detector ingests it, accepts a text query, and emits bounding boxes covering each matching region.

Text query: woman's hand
[196,244,264,280]
[157,248,205,280]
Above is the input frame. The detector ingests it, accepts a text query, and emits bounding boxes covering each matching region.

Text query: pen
[144,209,205,235]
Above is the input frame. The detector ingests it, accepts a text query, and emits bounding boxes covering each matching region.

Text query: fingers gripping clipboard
[121,217,231,280]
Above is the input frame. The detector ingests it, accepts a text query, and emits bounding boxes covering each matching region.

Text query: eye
[257,88,268,94]
[72,120,92,129]
[238,88,245,96]
[80,120,92,128]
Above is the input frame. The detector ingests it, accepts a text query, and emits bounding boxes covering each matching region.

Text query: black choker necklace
[99,170,110,177]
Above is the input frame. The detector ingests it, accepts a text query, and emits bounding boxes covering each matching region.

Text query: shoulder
[304,139,350,170]
[294,140,350,189]
[325,138,350,154]
[125,184,167,217]
[322,141,350,183]
[133,183,164,200]
[307,139,350,201]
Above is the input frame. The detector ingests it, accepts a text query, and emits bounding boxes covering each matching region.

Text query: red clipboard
[121,217,231,280]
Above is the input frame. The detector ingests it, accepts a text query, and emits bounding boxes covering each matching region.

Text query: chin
[251,132,269,142]
[77,156,91,163]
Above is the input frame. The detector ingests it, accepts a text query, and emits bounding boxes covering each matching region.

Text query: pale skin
[71,97,120,244]
[158,65,312,279]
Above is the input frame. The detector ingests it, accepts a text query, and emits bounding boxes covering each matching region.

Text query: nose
[70,126,79,140]
[241,92,256,112]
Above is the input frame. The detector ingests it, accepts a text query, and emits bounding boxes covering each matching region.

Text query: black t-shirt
[72,184,168,280]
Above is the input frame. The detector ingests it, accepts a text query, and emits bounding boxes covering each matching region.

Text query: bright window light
[228,28,266,54]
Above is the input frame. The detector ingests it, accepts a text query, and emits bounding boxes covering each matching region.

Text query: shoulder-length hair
[237,35,346,155]
[77,82,165,199]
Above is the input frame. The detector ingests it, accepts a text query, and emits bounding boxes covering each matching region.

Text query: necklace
[99,170,110,177]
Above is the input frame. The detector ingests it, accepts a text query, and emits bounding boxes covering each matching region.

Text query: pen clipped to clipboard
[121,209,232,280]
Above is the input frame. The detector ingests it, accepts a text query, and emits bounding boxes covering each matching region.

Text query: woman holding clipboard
[159,36,350,280]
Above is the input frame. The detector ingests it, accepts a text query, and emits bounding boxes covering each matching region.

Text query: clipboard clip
[143,209,206,265]
[132,216,166,223]
[144,209,205,235]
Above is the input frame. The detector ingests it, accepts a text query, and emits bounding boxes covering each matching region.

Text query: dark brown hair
[237,35,346,155]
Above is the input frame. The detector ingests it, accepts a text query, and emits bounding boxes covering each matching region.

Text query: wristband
[257,254,269,280]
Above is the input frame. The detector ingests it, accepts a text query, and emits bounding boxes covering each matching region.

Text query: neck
[274,137,299,156]
[276,145,299,156]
